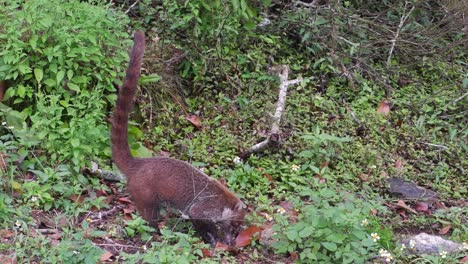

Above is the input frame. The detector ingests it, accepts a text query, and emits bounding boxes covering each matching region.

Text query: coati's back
[111,32,246,246]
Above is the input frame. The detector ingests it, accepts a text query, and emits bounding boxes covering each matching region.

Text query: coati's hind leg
[191,219,218,246]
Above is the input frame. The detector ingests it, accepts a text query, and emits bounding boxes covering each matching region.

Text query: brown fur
[111,32,246,245]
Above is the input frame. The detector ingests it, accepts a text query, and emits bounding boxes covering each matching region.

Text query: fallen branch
[87,205,124,222]
[386,3,415,67]
[240,65,302,158]
[83,161,126,182]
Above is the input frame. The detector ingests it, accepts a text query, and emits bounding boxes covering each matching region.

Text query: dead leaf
[99,251,113,262]
[413,202,429,212]
[185,114,202,128]
[359,173,369,182]
[263,173,273,182]
[0,254,16,264]
[371,209,378,215]
[394,159,403,170]
[215,242,230,250]
[279,201,294,211]
[49,232,61,240]
[201,248,213,258]
[117,197,133,204]
[68,194,85,204]
[159,150,171,157]
[235,226,263,247]
[0,229,14,238]
[377,100,391,116]
[438,225,452,235]
[395,200,417,214]
[289,251,298,261]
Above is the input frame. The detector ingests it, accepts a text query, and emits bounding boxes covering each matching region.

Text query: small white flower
[31,196,38,202]
[142,245,147,251]
[439,250,447,258]
[233,156,242,164]
[1,122,6,126]
[385,255,393,262]
[264,213,273,222]
[73,250,79,255]
[409,239,416,248]
[290,164,300,172]
[399,243,406,250]
[199,167,205,172]
[15,220,21,227]
[371,233,380,242]
[463,242,467,250]
[361,218,369,226]
[378,249,392,262]
[276,207,286,215]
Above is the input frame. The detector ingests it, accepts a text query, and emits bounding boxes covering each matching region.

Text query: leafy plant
[0,0,130,173]
[272,188,385,263]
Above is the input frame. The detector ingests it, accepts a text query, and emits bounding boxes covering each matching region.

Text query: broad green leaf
[56,70,65,84]
[321,242,337,252]
[67,82,80,92]
[34,68,43,84]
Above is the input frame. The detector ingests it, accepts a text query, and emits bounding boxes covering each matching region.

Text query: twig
[88,205,124,221]
[241,65,303,158]
[125,0,141,14]
[96,237,141,249]
[387,3,415,67]
[417,142,449,150]
[453,92,468,104]
[84,161,126,182]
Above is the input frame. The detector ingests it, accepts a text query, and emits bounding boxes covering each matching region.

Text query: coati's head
[219,201,247,246]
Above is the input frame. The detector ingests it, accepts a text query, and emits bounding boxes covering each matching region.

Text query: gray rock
[401,233,463,255]
[387,178,438,200]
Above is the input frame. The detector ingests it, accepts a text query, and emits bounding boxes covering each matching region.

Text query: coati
[111,31,246,246]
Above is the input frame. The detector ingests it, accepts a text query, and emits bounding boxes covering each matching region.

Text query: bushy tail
[111,31,145,175]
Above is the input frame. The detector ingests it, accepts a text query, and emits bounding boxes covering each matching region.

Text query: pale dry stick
[125,0,141,14]
[386,3,415,67]
[241,65,303,158]
[417,142,449,150]
[96,237,141,249]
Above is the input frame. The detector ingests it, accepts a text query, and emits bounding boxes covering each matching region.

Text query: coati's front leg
[133,197,161,228]
[191,219,218,246]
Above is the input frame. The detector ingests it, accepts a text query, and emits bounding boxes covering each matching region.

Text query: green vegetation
[0,0,466,263]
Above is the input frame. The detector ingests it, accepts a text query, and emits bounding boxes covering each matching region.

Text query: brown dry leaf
[377,100,391,116]
[123,204,136,215]
[394,159,403,170]
[68,194,85,204]
[279,201,294,211]
[0,254,16,264]
[117,197,133,204]
[438,225,452,235]
[185,114,203,128]
[215,242,230,250]
[49,232,61,240]
[359,173,369,182]
[99,251,113,262]
[289,251,298,261]
[235,226,263,247]
[371,209,378,215]
[263,173,273,182]
[0,229,14,238]
[201,248,213,258]
[159,150,171,157]
[413,202,429,212]
[395,200,417,214]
